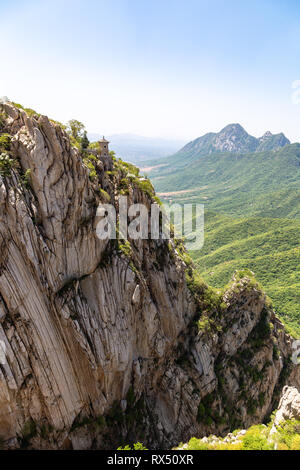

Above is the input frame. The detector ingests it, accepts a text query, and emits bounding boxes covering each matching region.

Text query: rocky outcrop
[272,386,300,430]
[257,131,290,153]
[0,103,298,449]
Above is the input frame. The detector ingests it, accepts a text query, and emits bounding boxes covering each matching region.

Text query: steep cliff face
[0,103,298,449]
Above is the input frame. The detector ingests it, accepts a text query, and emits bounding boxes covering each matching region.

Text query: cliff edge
[0,102,298,449]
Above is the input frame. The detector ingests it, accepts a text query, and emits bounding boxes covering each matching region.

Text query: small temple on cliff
[98,136,110,158]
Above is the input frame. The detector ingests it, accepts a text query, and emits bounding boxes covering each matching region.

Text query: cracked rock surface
[0,103,299,449]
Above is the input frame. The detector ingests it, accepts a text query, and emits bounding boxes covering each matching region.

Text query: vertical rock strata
[0,103,298,449]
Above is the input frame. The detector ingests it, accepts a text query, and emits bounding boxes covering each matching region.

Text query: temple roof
[99,136,109,143]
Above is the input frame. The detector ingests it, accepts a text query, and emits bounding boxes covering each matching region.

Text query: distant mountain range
[89,125,290,164]
[144,124,296,208]
[88,133,186,162]
[176,123,290,159]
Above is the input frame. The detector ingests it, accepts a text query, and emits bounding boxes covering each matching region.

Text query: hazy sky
[1,0,300,141]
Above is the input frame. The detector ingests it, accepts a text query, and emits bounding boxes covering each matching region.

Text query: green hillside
[144,123,290,171]
[147,144,300,218]
[192,213,300,337]
[144,136,300,337]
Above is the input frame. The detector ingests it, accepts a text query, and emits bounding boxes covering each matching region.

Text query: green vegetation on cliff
[179,419,300,451]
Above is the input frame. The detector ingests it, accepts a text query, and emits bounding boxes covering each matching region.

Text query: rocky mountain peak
[261,131,273,139]
[213,123,257,153]
[220,123,246,133]
[180,124,291,157]
[257,130,290,152]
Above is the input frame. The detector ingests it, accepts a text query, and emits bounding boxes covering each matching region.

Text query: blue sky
[1,0,300,141]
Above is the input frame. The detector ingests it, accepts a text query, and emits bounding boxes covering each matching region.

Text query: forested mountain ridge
[177,123,290,158]
[143,124,291,173]
[148,143,300,218]
[144,131,300,337]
